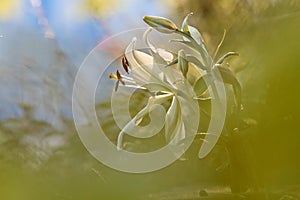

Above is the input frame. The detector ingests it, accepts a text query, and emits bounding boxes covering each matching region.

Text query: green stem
[175,29,213,68]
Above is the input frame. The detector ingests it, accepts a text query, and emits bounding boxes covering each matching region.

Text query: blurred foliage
[173,0,300,52]
[171,0,300,189]
[83,0,120,16]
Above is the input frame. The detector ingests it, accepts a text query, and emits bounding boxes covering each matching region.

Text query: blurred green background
[0,0,300,199]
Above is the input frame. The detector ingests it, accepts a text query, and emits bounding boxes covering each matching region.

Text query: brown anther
[116,70,125,85]
[121,56,129,74]
[110,70,125,92]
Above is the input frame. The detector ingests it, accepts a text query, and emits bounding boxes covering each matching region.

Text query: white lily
[111,31,200,153]
[110,14,241,160]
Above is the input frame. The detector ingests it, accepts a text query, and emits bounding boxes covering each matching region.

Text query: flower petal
[143,29,179,85]
[164,96,188,146]
[125,38,164,86]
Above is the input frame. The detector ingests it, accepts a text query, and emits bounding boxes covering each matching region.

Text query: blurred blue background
[1,1,300,199]
[0,0,169,127]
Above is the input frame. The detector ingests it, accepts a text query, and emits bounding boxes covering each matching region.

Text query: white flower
[110,14,241,159]
[110,30,200,154]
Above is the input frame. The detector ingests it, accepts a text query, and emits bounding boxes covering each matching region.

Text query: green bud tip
[143,15,178,34]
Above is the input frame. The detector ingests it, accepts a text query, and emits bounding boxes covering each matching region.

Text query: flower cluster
[109,14,242,158]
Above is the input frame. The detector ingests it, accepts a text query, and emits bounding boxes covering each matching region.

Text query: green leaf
[215,65,242,111]
[187,26,213,66]
[178,50,188,77]
[213,29,226,60]
[186,54,206,70]
[181,26,207,53]
[165,97,185,145]
[170,39,206,61]
[187,25,203,46]
[170,39,195,48]
[193,73,213,97]
[186,62,202,85]
[216,52,239,65]
[165,58,178,67]
[179,28,212,67]
[181,12,193,35]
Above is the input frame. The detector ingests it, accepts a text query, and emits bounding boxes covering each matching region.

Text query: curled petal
[157,48,174,62]
[165,97,180,142]
[125,38,173,92]
[117,93,173,150]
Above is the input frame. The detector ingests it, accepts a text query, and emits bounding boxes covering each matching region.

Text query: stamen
[119,84,147,90]
[109,73,117,80]
[114,80,120,92]
[122,56,130,74]
[121,78,137,84]
[116,70,125,85]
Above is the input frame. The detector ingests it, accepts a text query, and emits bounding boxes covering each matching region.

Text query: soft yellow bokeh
[83,0,121,16]
[0,0,20,19]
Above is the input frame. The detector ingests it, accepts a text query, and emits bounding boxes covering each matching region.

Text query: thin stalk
[213,29,226,61]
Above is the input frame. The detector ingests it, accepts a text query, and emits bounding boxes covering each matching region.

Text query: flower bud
[143,16,177,34]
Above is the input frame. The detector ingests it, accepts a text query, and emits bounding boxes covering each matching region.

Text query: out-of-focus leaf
[0,0,20,19]
[213,29,227,60]
[215,65,242,111]
[238,117,258,131]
